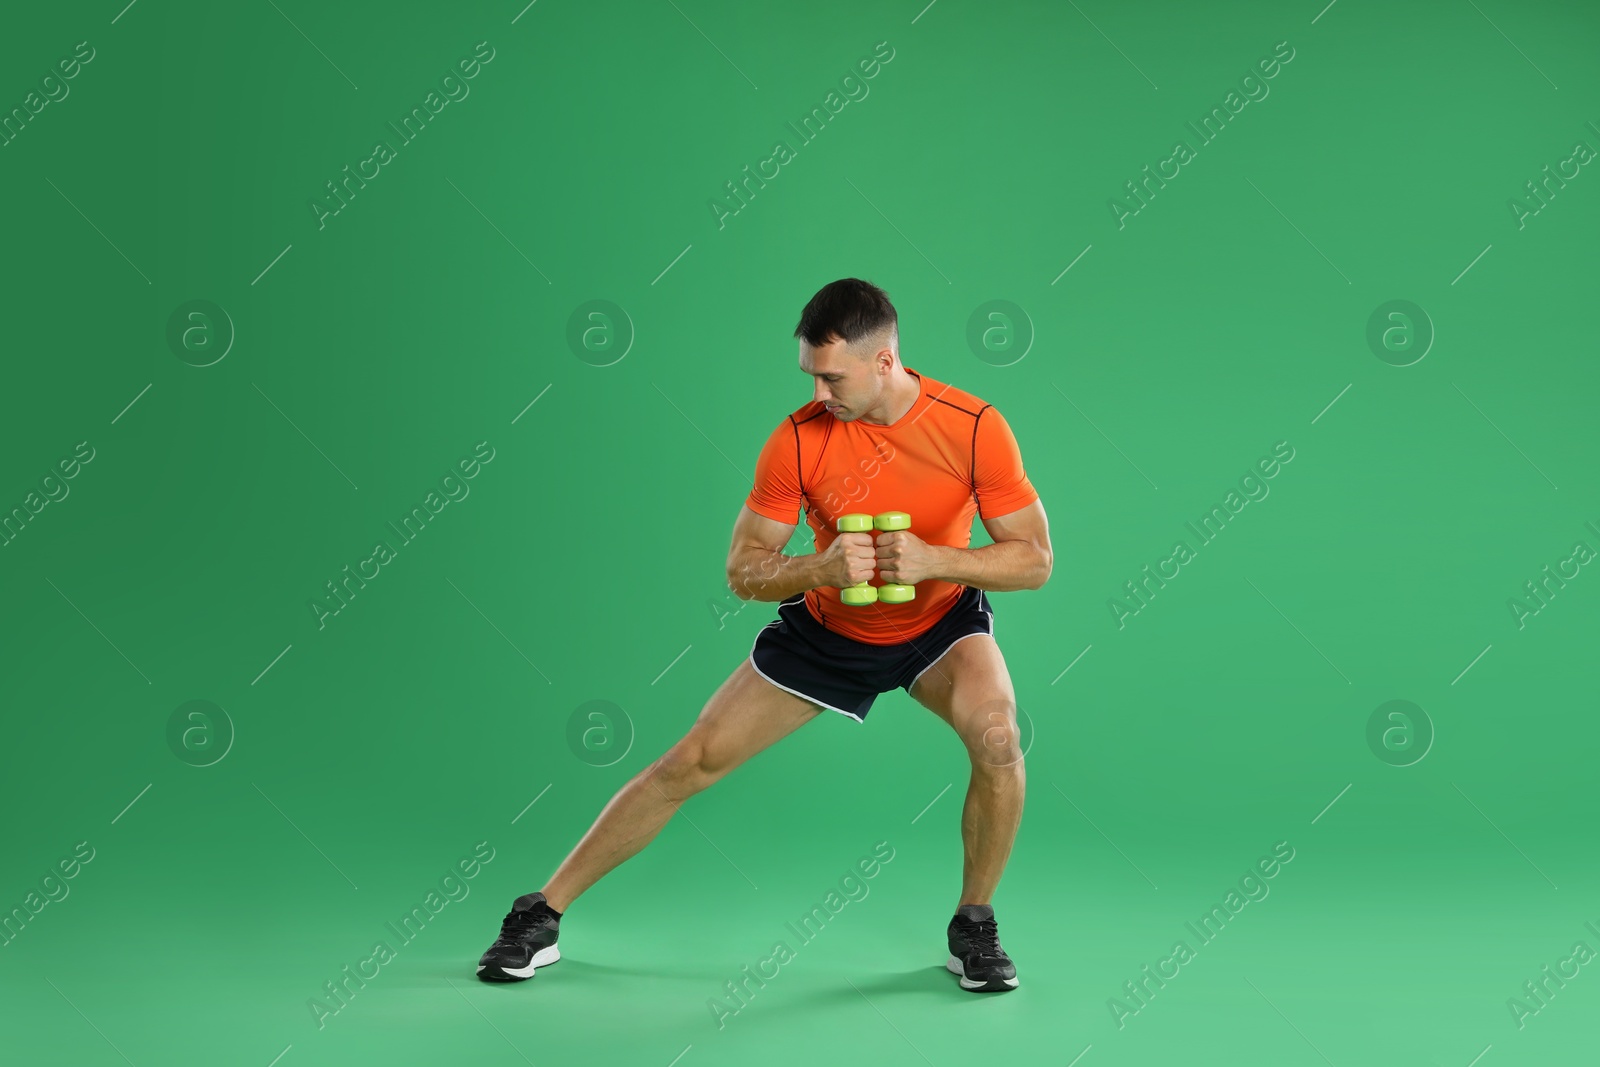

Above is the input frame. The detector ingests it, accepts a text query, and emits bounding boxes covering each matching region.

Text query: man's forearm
[730,540,1050,602]
[931,541,1051,592]
[728,547,827,603]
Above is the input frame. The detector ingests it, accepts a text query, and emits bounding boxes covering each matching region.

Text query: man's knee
[652,738,717,798]
[962,698,1025,770]
[971,745,1025,774]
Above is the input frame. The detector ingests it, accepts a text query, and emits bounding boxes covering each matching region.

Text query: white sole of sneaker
[480,945,561,979]
[946,953,1018,990]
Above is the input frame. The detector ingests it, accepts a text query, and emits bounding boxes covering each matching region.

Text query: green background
[2,0,1595,1064]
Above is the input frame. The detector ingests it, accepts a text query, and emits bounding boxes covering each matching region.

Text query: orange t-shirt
[744,367,1040,645]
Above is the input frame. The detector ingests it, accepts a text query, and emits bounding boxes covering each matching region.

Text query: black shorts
[748,585,995,723]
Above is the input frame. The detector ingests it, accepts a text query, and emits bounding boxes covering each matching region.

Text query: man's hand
[819,531,877,589]
[875,529,943,587]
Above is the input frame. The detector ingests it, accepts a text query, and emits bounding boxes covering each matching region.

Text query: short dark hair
[793,278,898,355]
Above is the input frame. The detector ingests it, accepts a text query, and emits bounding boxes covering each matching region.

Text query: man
[477,278,1052,993]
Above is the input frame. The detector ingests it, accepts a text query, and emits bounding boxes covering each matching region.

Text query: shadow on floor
[419,955,726,987]
[746,963,997,1017]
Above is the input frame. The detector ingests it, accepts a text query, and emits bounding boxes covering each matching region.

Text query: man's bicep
[981,498,1051,555]
[726,504,800,595]
[730,504,798,555]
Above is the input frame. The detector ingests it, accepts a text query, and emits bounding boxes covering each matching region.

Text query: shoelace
[493,907,545,947]
[959,917,1002,957]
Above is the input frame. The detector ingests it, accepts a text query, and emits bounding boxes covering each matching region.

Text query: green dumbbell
[872,511,916,604]
[835,513,879,605]
[835,512,918,606]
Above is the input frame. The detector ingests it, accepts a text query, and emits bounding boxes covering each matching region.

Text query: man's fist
[875,529,940,586]
[821,531,877,589]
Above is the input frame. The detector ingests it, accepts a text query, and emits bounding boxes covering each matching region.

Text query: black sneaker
[946,903,1018,992]
[477,892,562,981]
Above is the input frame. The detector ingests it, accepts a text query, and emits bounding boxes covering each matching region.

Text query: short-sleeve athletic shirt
[744,366,1039,645]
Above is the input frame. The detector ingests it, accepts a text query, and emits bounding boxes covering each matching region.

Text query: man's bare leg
[908,635,1026,908]
[909,633,1025,992]
[541,658,822,912]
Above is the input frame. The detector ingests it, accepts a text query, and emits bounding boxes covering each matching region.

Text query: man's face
[800,337,879,420]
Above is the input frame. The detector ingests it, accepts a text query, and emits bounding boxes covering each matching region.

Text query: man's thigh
[677,658,824,778]
[908,635,1023,765]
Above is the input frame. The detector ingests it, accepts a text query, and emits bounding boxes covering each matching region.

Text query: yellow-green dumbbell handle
[840,585,879,606]
[874,511,916,603]
[835,513,878,605]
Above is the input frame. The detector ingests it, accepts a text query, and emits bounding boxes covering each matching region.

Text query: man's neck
[860,367,918,426]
